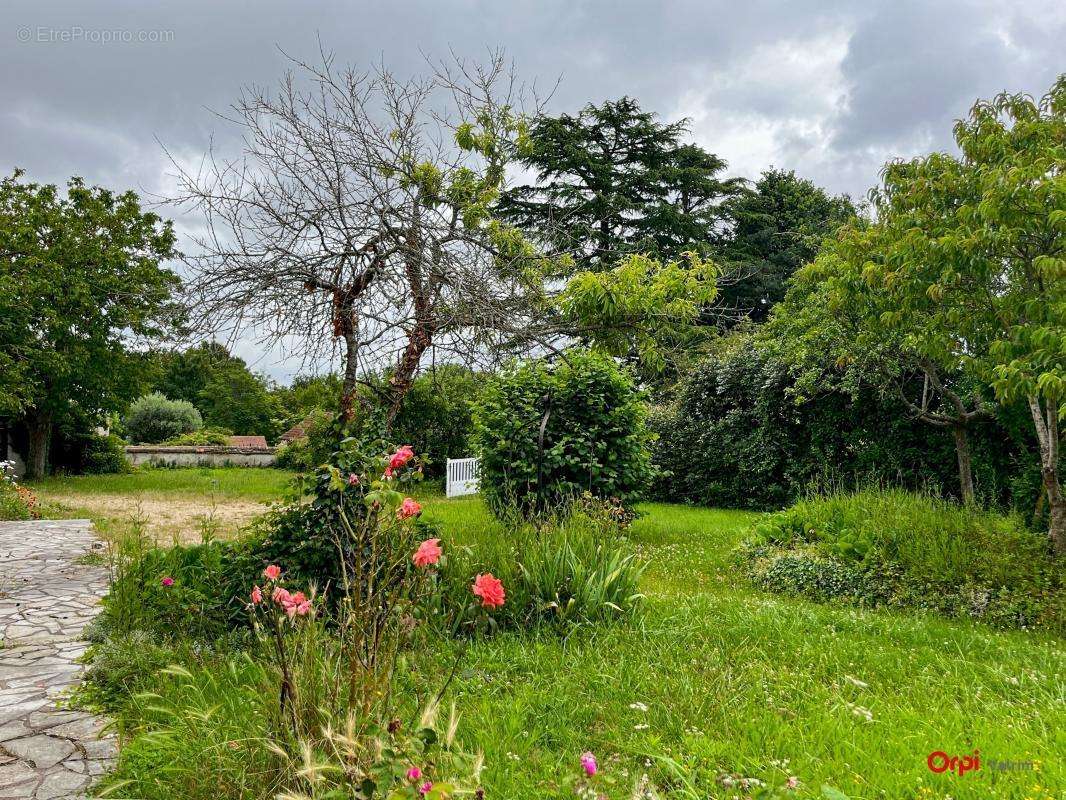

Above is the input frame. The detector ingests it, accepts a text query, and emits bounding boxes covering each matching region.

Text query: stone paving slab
[0,521,115,799]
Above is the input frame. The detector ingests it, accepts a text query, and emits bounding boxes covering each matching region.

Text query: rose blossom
[161,576,175,587]
[263,564,281,581]
[272,586,291,605]
[397,497,422,520]
[347,473,360,486]
[580,751,597,777]
[419,782,433,796]
[412,538,442,567]
[250,585,263,604]
[472,573,505,608]
[406,766,422,781]
[389,445,415,469]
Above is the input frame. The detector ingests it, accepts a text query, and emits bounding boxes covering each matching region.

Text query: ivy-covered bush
[739,489,1063,632]
[123,392,203,444]
[472,350,655,517]
[652,338,1029,511]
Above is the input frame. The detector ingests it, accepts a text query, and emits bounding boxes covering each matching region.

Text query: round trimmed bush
[123,392,202,444]
[472,350,654,517]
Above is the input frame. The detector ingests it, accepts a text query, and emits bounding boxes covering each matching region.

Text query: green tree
[500,97,745,271]
[154,342,246,406]
[0,172,179,476]
[197,364,279,440]
[717,169,857,323]
[781,77,1065,552]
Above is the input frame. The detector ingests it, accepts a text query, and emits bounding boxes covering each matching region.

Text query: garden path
[0,520,115,799]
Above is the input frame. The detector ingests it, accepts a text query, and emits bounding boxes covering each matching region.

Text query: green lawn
[31,466,296,502]
[50,469,1063,798]
[416,497,1063,799]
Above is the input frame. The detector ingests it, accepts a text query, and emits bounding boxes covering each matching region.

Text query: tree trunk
[385,322,433,429]
[25,411,51,479]
[1027,394,1064,556]
[340,328,360,422]
[952,424,975,504]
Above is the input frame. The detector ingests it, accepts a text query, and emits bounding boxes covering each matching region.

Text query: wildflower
[472,573,506,608]
[412,538,442,567]
[161,576,174,587]
[419,781,433,795]
[390,445,415,469]
[580,752,597,777]
[348,473,360,486]
[250,585,263,604]
[629,702,648,712]
[397,497,422,520]
[786,776,800,790]
[263,564,281,581]
[407,766,422,781]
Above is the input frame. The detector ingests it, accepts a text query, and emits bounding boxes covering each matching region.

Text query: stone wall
[125,445,276,468]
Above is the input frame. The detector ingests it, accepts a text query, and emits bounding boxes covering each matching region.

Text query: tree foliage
[805,76,1066,551]
[716,169,856,323]
[0,171,179,475]
[500,97,745,270]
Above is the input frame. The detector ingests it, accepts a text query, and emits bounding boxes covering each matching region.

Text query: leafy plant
[472,350,655,518]
[79,432,132,474]
[124,391,203,444]
[741,489,1064,631]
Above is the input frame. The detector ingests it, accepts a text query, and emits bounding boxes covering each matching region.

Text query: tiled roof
[227,435,269,449]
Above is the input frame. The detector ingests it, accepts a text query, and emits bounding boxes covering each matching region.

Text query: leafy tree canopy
[717,169,857,323]
[0,171,179,475]
[500,97,745,271]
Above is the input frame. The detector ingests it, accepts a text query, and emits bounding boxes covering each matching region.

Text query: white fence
[446,457,480,498]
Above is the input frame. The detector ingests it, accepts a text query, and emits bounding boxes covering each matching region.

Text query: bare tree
[170,48,556,422]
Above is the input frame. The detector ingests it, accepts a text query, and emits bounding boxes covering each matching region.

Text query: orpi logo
[927,750,980,776]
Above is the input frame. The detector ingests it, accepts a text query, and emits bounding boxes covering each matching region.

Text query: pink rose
[472,573,505,608]
[263,564,281,581]
[407,766,422,781]
[412,538,442,567]
[161,576,175,587]
[389,445,415,470]
[347,473,360,486]
[272,586,291,605]
[250,585,263,604]
[419,782,433,796]
[397,497,422,520]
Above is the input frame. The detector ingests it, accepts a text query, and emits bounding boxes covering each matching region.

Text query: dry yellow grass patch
[44,492,269,544]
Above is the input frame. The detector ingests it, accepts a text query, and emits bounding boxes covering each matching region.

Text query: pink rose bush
[413,538,443,567]
[472,573,506,608]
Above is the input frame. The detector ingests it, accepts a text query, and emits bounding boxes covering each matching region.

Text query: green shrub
[740,489,1064,631]
[472,350,654,518]
[98,531,264,641]
[124,391,203,444]
[385,365,481,479]
[653,336,1033,511]
[272,408,334,472]
[79,432,132,473]
[163,426,234,446]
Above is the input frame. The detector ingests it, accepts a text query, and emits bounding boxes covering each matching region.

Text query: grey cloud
[1,0,1060,379]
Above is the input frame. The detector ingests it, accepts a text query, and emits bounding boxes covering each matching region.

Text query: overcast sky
[3,0,1063,381]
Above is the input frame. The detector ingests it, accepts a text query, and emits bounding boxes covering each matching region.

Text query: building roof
[278,414,318,443]
[228,435,269,449]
